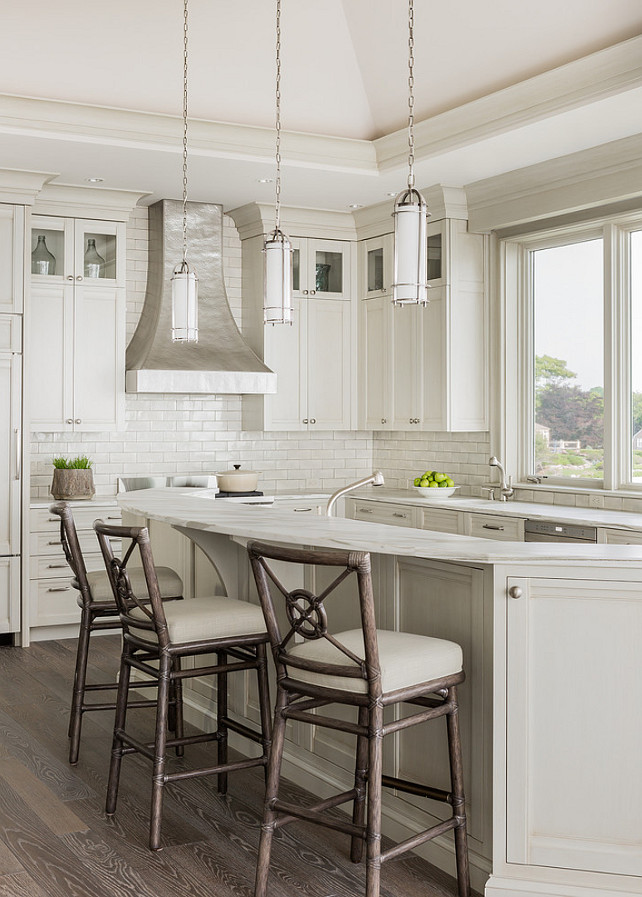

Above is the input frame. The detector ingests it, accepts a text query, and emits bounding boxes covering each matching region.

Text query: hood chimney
[125,200,276,394]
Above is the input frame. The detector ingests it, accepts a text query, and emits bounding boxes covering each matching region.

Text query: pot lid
[218,464,260,476]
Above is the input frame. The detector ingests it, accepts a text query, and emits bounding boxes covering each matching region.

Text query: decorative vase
[84,239,105,278]
[315,263,331,292]
[51,469,95,501]
[31,235,56,275]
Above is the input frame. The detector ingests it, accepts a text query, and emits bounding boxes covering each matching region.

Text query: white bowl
[413,485,459,499]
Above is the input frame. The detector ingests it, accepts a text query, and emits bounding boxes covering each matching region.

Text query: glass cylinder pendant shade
[392,188,428,306]
[171,263,199,342]
[263,229,293,324]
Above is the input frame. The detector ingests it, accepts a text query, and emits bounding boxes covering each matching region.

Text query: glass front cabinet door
[31,217,123,285]
[291,237,353,300]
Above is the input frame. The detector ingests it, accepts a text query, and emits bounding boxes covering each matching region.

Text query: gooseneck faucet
[488,456,514,501]
[326,471,385,517]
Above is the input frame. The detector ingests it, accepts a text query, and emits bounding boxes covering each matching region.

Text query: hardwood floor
[0,636,471,897]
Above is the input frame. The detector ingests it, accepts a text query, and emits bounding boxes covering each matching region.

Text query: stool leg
[68,606,93,765]
[365,700,384,897]
[171,657,184,758]
[105,645,132,817]
[350,704,369,864]
[255,643,272,784]
[446,686,470,897]
[255,687,287,897]
[217,650,228,795]
[149,651,171,851]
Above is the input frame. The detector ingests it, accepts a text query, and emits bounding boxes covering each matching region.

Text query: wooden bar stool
[94,521,272,851]
[248,540,470,897]
[49,501,184,766]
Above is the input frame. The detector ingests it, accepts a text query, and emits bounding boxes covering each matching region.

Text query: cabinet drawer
[0,315,21,352]
[30,505,121,534]
[599,527,642,545]
[30,578,81,626]
[420,507,463,535]
[29,551,107,580]
[30,530,121,558]
[351,501,416,527]
[468,513,524,541]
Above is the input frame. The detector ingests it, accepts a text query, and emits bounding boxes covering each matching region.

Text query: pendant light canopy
[392,0,429,307]
[171,0,198,342]
[263,0,293,325]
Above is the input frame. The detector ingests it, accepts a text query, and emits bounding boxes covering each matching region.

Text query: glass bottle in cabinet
[31,235,56,275]
[84,238,105,278]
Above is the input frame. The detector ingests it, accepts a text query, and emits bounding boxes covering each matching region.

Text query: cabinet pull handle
[107,515,121,520]
[392,513,407,518]
[47,563,68,569]
[47,586,70,592]
[359,507,374,514]
[14,428,21,480]
[47,517,58,522]
[293,508,312,512]
[47,540,61,546]
[482,524,504,531]
[508,586,523,600]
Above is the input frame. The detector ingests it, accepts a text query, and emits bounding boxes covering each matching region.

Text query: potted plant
[50,456,95,501]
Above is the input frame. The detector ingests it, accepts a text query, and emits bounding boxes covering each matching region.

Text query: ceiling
[1,0,641,212]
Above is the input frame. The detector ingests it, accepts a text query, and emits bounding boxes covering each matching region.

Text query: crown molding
[0,168,58,205]
[228,202,358,241]
[465,133,642,232]
[33,183,151,220]
[375,35,642,171]
[0,94,377,176]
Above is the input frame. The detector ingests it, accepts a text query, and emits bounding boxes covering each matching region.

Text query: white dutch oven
[216,464,260,492]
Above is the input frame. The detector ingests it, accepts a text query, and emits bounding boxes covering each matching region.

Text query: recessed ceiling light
[347,203,363,210]
[86,177,104,184]
[257,177,274,184]
[386,191,397,197]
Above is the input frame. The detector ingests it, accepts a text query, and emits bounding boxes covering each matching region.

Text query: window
[503,214,642,492]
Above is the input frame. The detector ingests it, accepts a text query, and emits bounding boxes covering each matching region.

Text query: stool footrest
[164,754,266,784]
[381,774,451,803]
[273,789,362,838]
[380,816,457,864]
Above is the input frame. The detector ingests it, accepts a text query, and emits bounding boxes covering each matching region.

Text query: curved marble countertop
[347,487,642,531]
[117,488,642,567]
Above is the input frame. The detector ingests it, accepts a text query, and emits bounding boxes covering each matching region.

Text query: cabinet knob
[302,418,309,424]
[67,275,74,281]
[75,419,82,424]
[508,586,523,600]
[381,418,387,424]
[382,287,387,293]
[310,289,316,296]
[302,289,309,295]
[65,418,73,424]
[310,418,316,424]
[76,275,83,281]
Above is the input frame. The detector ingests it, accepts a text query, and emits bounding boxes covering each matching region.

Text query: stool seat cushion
[86,567,183,603]
[129,596,267,645]
[287,629,462,695]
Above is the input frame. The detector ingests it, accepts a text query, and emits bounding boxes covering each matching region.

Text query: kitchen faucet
[325,471,385,517]
[488,456,514,501]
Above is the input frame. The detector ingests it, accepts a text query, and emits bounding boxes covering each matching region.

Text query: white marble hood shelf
[117,488,642,566]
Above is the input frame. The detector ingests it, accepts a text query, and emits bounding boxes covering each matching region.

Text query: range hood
[125,199,276,394]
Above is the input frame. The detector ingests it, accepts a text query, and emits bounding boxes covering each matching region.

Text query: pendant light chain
[182,0,189,265]
[274,0,283,233]
[407,0,416,190]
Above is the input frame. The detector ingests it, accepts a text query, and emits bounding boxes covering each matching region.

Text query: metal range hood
[125,199,276,394]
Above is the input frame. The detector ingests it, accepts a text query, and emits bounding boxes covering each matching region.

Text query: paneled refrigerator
[0,316,21,635]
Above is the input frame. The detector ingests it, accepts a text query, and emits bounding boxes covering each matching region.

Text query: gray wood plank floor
[0,636,474,897]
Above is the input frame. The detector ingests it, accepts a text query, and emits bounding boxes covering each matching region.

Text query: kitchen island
[118,488,642,897]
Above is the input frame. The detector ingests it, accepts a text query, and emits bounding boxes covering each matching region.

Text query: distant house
[535,423,551,446]
[633,429,642,450]
[550,439,581,452]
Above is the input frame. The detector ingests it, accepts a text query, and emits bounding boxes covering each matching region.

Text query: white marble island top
[117,488,642,567]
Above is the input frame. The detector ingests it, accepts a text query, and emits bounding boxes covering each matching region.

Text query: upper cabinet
[292,237,353,301]
[356,191,489,433]
[0,204,25,314]
[29,215,126,432]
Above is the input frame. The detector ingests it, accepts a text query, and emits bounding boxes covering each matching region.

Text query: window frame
[499,211,642,495]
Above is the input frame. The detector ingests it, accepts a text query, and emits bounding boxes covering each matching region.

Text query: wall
[29,207,376,500]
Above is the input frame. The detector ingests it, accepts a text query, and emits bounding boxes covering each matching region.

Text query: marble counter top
[117,487,642,567]
[347,487,642,531]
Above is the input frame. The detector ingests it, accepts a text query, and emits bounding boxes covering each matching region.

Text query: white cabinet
[243,289,352,432]
[468,512,524,541]
[503,574,642,879]
[0,205,25,314]
[0,316,21,634]
[29,216,125,432]
[357,219,488,432]
[292,237,353,301]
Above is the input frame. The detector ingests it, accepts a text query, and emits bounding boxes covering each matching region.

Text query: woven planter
[50,469,95,501]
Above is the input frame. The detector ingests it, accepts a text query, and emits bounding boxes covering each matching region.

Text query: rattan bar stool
[49,502,184,766]
[248,540,470,897]
[95,521,272,851]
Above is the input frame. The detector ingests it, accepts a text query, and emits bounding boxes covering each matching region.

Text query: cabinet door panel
[307,299,351,430]
[0,556,19,633]
[74,286,123,430]
[421,287,446,431]
[391,304,421,430]
[359,297,391,429]
[30,284,74,430]
[0,354,20,555]
[506,576,642,875]
[0,205,23,314]
[264,299,306,430]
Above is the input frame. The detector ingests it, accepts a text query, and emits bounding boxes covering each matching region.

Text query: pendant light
[171,0,198,342]
[392,0,428,307]
[263,0,293,325]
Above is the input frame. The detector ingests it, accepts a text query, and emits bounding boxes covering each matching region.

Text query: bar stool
[248,540,470,897]
[49,502,184,766]
[94,521,272,851]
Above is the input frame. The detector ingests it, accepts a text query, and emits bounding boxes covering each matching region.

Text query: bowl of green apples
[413,471,458,498]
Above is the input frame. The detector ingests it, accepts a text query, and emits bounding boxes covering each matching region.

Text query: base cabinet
[497,573,642,892]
